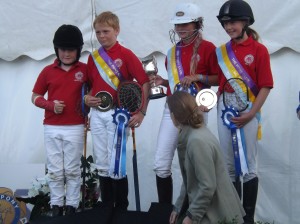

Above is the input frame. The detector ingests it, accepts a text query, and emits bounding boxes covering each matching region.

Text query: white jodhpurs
[154,103,179,178]
[90,108,116,177]
[44,124,84,208]
[217,95,258,182]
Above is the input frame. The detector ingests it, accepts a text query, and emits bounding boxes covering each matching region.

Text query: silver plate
[95,91,113,112]
[195,89,217,109]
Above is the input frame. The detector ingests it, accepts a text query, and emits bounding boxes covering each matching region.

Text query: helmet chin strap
[234,25,248,41]
[177,29,199,42]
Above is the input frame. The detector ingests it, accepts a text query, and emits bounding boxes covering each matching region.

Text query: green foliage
[80,155,99,209]
[217,217,275,224]
[218,217,238,224]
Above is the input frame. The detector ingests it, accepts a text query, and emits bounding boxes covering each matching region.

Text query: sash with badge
[92,47,122,111]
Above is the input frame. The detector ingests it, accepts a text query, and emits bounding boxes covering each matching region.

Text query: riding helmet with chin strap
[53,24,84,63]
[217,0,254,26]
[169,3,203,44]
[217,0,254,40]
[170,3,201,25]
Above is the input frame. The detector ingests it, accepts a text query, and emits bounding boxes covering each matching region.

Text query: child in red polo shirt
[216,1,274,223]
[83,11,150,210]
[32,24,87,216]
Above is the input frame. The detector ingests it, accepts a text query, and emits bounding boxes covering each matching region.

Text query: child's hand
[84,95,101,107]
[54,100,65,114]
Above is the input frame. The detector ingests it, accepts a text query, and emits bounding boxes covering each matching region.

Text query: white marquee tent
[1,0,300,223]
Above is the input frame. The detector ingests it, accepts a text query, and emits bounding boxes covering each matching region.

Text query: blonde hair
[190,18,203,76]
[167,91,204,128]
[93,11,120,30]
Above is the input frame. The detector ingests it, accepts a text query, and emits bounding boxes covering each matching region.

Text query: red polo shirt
[87,41,149,103]
[32,60,87,125]
[218,36,274,93]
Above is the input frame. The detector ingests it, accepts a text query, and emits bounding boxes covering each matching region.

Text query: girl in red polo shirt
[216,1,274,223]
[32,25,87,216]
[150,3,219,205]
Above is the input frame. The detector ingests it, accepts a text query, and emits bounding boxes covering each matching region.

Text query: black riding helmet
[53,24,84,63]
[217,0,254,26]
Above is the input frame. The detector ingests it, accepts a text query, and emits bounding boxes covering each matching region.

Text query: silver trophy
[142,55,166,100]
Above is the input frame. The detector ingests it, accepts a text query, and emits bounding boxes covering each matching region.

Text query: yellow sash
[92,50,120,90]
[217,44,262,140]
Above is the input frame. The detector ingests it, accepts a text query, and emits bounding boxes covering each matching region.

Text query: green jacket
[175,125,245,224]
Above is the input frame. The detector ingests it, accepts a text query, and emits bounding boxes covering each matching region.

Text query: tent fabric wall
[1,0,300,223]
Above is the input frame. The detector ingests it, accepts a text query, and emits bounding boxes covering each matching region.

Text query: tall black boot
[99,176,114,208]
[243,177,259,224]
[114,177,129,210]
[232,180,241,198]
[156,175,173,204]
[51,205,63,217]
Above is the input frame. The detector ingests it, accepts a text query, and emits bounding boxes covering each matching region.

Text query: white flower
[90,162,98,172]
[28,188,39,197]
[28,175,50,197]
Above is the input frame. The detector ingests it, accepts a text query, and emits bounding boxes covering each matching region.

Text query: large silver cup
[142,55,166,100]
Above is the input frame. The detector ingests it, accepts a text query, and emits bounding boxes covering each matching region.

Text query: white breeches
[217,95,258,183]
[90,108,116,177]
[44,124,84,208]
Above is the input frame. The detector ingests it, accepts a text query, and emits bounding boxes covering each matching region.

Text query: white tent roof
[1,0,300,61]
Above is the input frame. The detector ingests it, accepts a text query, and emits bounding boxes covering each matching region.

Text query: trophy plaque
[195,89,217,109]
[95,91,114,112]
[142,55,166,100]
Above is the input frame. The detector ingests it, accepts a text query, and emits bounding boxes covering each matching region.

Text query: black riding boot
[114,177,129,210]
[156,175,173,204]
[232,181,241,198]
[51,205,63,217]
[99,176,114,207]
[243,177,259,224]
[65,205,76,215]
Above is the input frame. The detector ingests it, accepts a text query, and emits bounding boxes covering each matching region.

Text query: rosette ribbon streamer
[110,108,130,179]
[221,106,249,179]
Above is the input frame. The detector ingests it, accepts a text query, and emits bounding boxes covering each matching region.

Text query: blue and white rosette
[174,82,198,97]
[110,107,130,179]
[221,106,249,177]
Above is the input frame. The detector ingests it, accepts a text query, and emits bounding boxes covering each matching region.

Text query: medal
[95,91,113,112]
[195,89,217,109]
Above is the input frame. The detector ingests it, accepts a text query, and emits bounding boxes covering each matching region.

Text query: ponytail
[247,27,260,41]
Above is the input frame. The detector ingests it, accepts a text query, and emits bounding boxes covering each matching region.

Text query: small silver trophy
[142,55,166,100]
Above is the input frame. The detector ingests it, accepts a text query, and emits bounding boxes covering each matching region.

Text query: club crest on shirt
[74,71,84,82]
[244,54,254,65]
[114,58,123,68]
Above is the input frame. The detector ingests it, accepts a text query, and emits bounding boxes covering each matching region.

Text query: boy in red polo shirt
[84,11,150,210]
